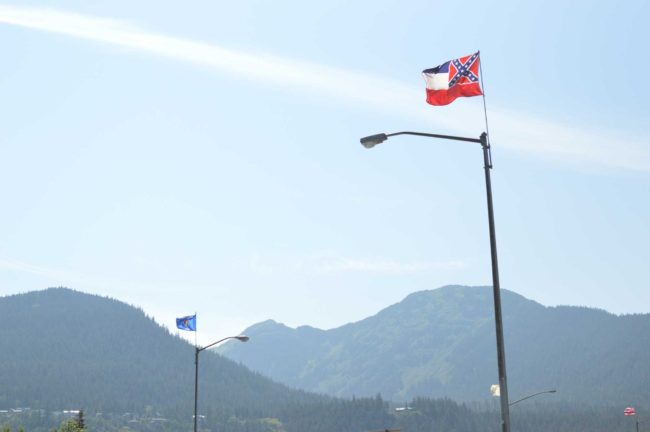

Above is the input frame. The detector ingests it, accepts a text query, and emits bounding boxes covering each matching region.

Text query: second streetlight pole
[194,346,200,432]
[193,335,249,432]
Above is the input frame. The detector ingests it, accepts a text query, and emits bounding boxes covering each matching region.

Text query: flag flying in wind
[176,314,196,331]
[624,407,637,416]
[422,52,483,106]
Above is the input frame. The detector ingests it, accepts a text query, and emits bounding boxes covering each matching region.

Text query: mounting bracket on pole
[480,132,493,169]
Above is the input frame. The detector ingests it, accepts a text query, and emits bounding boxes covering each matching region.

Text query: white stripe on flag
[423,72,449,90]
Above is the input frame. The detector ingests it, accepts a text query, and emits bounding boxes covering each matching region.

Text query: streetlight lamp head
[236,335,250,342]
[360,133,388,148]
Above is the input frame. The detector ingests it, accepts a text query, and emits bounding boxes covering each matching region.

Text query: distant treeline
[2,396,644,432]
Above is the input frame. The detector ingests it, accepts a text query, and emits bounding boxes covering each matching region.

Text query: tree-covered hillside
[219,285,650,404]
[0,288,320,414]
[0,287,645,432]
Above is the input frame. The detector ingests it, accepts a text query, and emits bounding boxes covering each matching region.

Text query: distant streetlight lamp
[194,335,249,432]
[508,389,557,406]
[360,130,511,432]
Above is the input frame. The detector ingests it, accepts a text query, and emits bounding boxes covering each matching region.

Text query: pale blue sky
[0,0,648,344]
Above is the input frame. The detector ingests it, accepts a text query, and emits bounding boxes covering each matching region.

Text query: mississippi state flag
[423,52,483,106]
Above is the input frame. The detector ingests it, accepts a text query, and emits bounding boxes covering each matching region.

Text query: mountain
[0,288,321,415]
[0,287,644,432]
[218,285,650,405]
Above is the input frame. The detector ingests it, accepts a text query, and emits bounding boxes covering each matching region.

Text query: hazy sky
[1,0,648,345]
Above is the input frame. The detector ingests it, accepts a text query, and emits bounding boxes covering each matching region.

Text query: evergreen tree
[53,419,83,432]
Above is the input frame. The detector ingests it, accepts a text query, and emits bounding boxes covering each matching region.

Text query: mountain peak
[220,285,650,404]
[0,288,320,413]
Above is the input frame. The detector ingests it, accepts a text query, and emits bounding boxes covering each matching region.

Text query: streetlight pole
[360,131,511,432]
[194,335,249,432]
[509,390,557,406]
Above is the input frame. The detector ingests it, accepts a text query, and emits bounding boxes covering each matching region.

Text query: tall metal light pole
[360,131,511,432]
[194,335,249,432]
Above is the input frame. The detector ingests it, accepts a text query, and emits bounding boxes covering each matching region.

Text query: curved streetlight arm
[386,131,483,144]
[509,390,557,406]
[360,131,485,149]
[198,335,249,353]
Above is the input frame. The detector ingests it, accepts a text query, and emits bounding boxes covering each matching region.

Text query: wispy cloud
[0,6,415,106]
[0,255,214,299]
[250,253,464,275]
[317,257,464,274]
[0,256,73,280]
[0,5,648,172]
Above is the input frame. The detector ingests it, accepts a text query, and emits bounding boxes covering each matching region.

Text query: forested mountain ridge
[0,287,645,432]
[219,285,650,405]
[0,288,321,414]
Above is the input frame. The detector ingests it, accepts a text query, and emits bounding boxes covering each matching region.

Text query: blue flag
[176,314,197,331]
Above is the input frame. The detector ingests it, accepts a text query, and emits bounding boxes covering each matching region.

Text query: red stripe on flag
[425,82,483,106]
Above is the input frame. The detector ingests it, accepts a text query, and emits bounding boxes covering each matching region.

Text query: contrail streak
[0,5,648,172]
